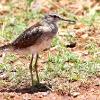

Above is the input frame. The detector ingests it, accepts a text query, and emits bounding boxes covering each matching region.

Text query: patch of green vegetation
[26,0,36,6]
[3,53,17,64]
[40,36,99,82]
[0,63,11,72]
[80,10,100,26]
[0,55,30,86]
[9,66,29,86]
[85,40,98,54]
[40,46,81,81]
[0,0,42,41]
[41,51,99,82]
[51,36,61,47]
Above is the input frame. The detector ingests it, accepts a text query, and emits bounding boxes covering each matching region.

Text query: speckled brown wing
[12,23,43,49]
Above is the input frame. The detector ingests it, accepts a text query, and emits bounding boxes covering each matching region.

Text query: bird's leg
[29,54,34,86]
[34,53,40,84]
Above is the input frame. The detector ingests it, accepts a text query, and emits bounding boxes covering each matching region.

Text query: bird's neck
[41,19,58,34]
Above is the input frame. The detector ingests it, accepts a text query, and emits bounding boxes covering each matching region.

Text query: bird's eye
[49,15,57,18]
[53,15,57,18]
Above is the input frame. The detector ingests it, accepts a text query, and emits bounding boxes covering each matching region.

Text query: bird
[0,13,76,86]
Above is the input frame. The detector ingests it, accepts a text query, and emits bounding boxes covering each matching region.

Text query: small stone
[22,93,31,100]
[81,34,88,39]
[10,93,15,98]
[95,82,100,86]
[0,73,8,80]
[71,92,80,97]
[42,91,50,96]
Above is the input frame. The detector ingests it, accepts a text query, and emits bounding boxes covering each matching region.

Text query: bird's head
[44,13,76,24]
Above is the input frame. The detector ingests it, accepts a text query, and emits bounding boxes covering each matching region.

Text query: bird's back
[12,22,43,49]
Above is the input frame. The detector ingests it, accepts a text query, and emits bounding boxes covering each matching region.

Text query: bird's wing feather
[12,23,43,49]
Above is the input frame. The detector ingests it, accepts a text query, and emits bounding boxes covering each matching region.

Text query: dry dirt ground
[0,78,100,100]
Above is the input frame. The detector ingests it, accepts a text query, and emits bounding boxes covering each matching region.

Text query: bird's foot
[31,82,53,92]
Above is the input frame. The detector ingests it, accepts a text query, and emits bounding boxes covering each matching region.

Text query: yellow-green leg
[29,54,34,86]
[34,53,39,84]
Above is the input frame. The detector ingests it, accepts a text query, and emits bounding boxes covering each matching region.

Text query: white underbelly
[29,39,51,54]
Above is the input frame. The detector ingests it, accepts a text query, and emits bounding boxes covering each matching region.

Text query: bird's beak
[60,17,76,24]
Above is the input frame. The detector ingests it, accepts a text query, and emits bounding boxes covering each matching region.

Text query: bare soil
[0,77,99,100]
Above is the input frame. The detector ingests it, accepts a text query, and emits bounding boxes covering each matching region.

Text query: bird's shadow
[0,83,52,94]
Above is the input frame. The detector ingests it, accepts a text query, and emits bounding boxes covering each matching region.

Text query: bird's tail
[0,43,12,51]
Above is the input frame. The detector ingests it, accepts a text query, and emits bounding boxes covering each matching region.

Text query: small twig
[45,84,54,92]
[94,52,100,55]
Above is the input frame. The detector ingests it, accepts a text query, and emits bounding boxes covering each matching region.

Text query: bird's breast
[29,37,52,53]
